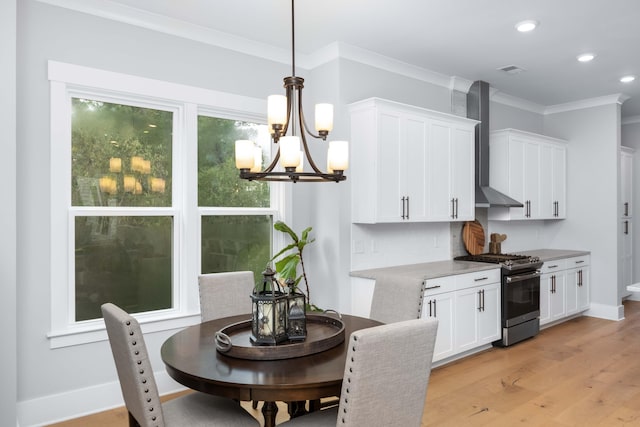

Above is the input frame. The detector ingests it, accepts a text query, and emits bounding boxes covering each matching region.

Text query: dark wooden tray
[214,314,345,360]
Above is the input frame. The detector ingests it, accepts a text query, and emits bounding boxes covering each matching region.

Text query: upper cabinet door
[621,147,634,218]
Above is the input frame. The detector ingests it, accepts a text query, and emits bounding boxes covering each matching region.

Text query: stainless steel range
[455,253,543,347]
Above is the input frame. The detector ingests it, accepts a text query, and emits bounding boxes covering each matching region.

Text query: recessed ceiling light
[620,75,636,83]
[577,53,595,62]
[515,20,538,32]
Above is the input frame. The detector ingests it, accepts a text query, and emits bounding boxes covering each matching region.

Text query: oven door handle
[506,270,541,283]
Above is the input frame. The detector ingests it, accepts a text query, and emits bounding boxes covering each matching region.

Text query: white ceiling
[56,0,640,120]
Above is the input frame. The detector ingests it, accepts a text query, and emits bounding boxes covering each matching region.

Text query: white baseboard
[584,303,625,321]
[17,370,185,427]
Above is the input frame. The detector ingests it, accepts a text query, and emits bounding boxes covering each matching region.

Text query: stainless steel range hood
[467,81,523,208]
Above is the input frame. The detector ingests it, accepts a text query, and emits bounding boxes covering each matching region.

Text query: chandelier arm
[262,149,280,173]
[297,89,326,140]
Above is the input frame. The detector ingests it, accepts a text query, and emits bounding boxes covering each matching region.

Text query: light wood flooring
[49,301,640,427]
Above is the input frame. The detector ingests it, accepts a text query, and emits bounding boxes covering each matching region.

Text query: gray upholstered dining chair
[279,317,439,427]
[198,271,255,322]
[369,275,426,323]
[101,303,259,427]
[198,271,260,409]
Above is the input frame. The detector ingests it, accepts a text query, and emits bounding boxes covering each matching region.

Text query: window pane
[72,98,173,207]
[201,215,272,282]
[75,216,173,321]
[198,115,270,207]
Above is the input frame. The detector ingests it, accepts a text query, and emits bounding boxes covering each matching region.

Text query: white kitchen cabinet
[620,147,634,299]
[621,147,634,218]
[422,269,500,362]
[489,129,567,221]
[566,256,590,315]
[540,255,590,326]
[349,98,477,223]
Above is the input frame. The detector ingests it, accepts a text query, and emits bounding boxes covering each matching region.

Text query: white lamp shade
[315,103,334,132]
[296,151,304,172]
[235,140,255,169]
[327,140,349,171]
[279,136,301,168]
[250,146,263,172]
[268,95,288,128]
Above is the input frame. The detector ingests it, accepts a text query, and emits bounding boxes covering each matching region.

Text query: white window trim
[48,61,289,348]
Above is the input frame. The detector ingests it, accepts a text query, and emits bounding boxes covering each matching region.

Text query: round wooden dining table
[161,313,381,427]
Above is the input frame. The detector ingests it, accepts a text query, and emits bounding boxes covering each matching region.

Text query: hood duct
[467,81,524,208]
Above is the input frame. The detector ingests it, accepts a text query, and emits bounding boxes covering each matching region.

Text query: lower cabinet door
[422,293,455,362]
[454,287,480,353]
[477,283,501,344]
[455,283,501,353]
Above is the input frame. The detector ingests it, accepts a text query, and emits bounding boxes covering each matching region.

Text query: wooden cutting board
[462,220,485,255]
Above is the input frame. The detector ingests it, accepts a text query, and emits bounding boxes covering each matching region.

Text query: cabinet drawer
[423,276,456,296]
[541,259,567,274]
[455,269,501,290]
[566,255,589,268]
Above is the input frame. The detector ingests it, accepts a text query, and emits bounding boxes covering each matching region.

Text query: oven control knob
[529,256,540,263]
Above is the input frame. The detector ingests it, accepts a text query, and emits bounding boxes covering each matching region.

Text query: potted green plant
[270,220,319,310]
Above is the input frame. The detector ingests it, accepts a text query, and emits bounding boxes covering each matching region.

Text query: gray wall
[2,0,17,425]
[544,104,621,310]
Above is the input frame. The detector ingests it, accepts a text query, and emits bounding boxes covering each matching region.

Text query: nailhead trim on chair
[125,317,162,427]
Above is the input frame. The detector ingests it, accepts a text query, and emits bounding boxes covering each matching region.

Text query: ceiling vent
[497,64,526,74]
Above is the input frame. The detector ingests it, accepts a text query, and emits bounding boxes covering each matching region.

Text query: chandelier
[234,0,348,183]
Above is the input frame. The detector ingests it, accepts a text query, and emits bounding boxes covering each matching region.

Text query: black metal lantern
[286,279,307,341]
[251,267,288,345]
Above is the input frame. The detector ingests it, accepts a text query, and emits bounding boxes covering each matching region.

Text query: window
[48,61,285,347]
[197,115,273,282]
[72,98,175,321]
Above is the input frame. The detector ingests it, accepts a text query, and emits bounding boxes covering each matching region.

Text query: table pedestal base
[262,401,278,427]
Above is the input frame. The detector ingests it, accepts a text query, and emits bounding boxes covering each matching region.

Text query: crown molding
[37,0,292,65]
[318,42,453,88]
[490,91,546,114]
[544,93,630,115]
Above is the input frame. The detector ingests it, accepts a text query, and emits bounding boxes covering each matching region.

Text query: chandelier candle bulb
[315,103,334,133]
[235,140,255,170]
[279,136,301,169]
[268,95,288,127]
[328,140,349,171]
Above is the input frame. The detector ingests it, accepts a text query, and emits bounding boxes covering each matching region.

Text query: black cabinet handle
[406,196,410,220]
[451,198,456,219]
[624,220,629,235]
[401,197,406,220]
[624,202,629,217]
